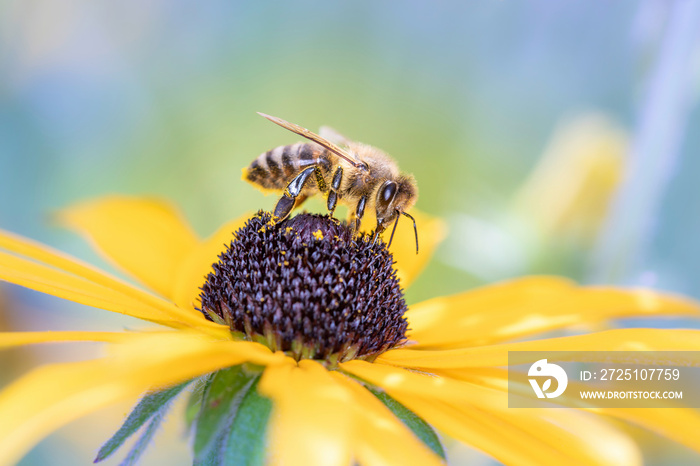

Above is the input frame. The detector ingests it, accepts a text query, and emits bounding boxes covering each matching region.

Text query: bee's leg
[326,166,343,217]
[291,194,309,210]
[273,166,315,221]
[349,195,368,236]
[313,166,328,191]
[371,219,389,247]
[273,166,327,222]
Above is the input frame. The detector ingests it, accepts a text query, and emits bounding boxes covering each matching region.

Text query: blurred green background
[1,1,699,465]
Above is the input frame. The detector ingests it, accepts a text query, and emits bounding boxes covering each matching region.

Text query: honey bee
[243,113,419,253]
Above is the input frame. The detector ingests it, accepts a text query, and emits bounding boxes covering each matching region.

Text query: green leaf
[370,389,446,460]
[95,381,190,463]
[193,366,257,461]
[193,376,272,466]
[224,377,272,466]
[185,377,210,432]
[119,410,165,466]
[193,421,230,466]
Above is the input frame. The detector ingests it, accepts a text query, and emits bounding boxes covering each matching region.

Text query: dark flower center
[198,211,409,364]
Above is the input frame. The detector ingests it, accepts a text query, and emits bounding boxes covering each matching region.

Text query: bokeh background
[1,1,700,465]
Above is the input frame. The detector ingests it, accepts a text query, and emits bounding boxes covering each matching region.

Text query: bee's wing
[319,126,352,147]
[258,113,363,168]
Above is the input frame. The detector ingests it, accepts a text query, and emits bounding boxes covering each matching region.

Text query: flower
[1,196,700,465]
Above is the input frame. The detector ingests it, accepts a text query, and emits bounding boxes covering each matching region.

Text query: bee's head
[375,175,417,227]
[393,173,418,214]
[374,175,419,254]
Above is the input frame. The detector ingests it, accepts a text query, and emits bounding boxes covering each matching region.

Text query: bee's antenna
[401,212,418,254]
[387,212,401,249]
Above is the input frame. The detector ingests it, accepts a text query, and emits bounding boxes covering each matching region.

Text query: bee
[243,113,419,253]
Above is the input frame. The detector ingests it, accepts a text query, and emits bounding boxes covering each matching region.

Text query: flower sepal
[95,363,273,466]
[95,381,191,464]
[192,364,272,466]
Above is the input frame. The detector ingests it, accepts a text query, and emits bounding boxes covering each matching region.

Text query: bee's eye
[379,181,398,206]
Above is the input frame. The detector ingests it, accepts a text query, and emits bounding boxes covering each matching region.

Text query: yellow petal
[441,366,700,455]
[444,366,700,456]
[328,371,443,466]
[0,250,224,335]
[406,276,700,348]
[0,332,280,466]
[591,407,700,455]
[397,395,554,466]
[0,232,229,337]
[379,329,700,369]
[342,359,468,401]
[0,226,171,310]
[172,216,249,311]
[344,361,639,466]
[260,360,442,466]
[0,331,136,350]
[399,394,640,466]
[0,250,177,325]
[390,209,447,289]
[57,196,199,300]
[0,227,225,335]
[259,360,354,466]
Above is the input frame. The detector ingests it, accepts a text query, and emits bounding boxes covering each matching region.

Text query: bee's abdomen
[244,143,321,190]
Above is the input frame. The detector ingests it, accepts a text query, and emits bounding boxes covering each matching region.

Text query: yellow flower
[1,196,699,466]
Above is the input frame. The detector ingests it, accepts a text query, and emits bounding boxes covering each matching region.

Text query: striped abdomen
[244,142,330,191]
